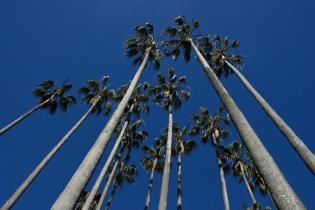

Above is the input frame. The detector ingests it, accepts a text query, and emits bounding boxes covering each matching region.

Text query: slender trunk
[224,59,315,175]
[177,153,182,210]
[144,158,157,210]
[51,48,151,210]
[217,156,230,210]
[240,162,257,206]
[96,155,121,210]
[0,96,53,136]
[0,101,97,210]
[81,120,129,210]
[213,134,230,210]
[105,183,117,210]
[190,39,305,210]
[158,107,173,210]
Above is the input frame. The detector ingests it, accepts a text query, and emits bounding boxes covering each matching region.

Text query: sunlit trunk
[158,107,173,210]
[144,158,157,210]
[177,153,182,210]
[51,48,151,210]
[224,59,315,175]
[1,100,97,210]
[190,39,305,210]
[0,96,53,136]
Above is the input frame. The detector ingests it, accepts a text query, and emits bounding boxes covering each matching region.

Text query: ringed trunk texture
[158,109,173,210]
[240,163,257,205]
[144,158,157,210]
[1,102,96,210]
[224,59,315,175]
[96,158,120,210]
[177,153,182,210]
[217,156,230,210]
[81,120,129,210]
[190,39,305,210]
[0,96,53,136]
[51,48,151,210]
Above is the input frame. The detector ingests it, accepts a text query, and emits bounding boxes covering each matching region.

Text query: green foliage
[149,68,190,112]
[162,16,200,62]
[189,105,229,144]
[78,75,115,115]
[125,22,162,70]
[32,80,76,114]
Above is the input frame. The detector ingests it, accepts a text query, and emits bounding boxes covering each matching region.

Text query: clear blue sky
[0,0,314,209]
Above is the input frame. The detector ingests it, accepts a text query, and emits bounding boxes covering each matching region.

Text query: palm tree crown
[141,137,166,173]
[32,80,76,114]
[189,106,229,144]
[161,16,200,62]
[149,68,190,112]
[78,76,115,115]
[125,22,162,69]
[197,35,243,77]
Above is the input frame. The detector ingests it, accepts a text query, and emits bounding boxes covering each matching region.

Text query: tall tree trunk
[158,107,173,210]
[0,96,53,136]
[239,162,258,206]
[105,183,118,210]
[144,158,157,210]
[177,153,182,210]
[81,120,129,210]
[1,101,97,210]
[190,39,305,210]
[217,155,230,210]
[96,153,122,210]
[51,48,151,210]
[213,133,230,210]
[224,59,315,175]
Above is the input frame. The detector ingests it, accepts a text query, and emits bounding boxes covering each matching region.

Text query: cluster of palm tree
[0,16,313,210]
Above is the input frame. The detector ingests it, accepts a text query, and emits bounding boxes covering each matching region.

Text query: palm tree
[0,80,75,135]
[223,141,260,209]
[162,16,305,210]
[173,126,197,210]
[142,137,165,210]
[0,76,113,210]
[95,119,148,210]
[104,163,138,210]
[51,22,161,210]
[150,68,190,210]
[81,83,150,210]
[202,35,315,174]
[189,106,230,210]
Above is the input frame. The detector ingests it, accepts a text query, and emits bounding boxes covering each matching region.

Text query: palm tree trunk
[0,96,53,136]
[190,39,305,210]
[105,183,118,210]
[144,158,157,210]
[158,107,173,210]
[96,156,121,210]
[177,153,182,210]
[224,59,315,175]
[1,101,97,210]
[217,155,230,210]
[240,163,257,206]
[51,48,151,210]
[81,120,129,210]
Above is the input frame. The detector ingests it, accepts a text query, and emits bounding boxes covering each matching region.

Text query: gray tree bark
[51,48,151,210]
[0,96,53,136]
[1,101,96,210]
[224,59,315,175]
[158,109,173,210]
[190,39,305,210]
[144,158,157,210]
[81,120,129,210]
